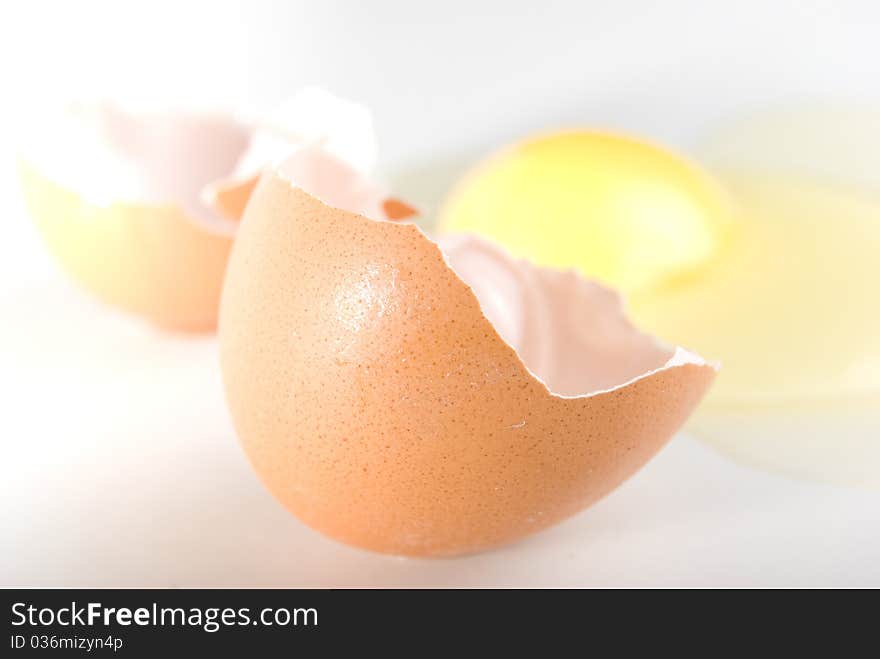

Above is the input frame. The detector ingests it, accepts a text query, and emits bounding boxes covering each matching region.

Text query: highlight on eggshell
[437,130,732,298]
[16,88,378,332]
[218,146,717,557]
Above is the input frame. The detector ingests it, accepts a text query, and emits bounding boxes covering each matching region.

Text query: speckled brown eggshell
[219,162,716,557]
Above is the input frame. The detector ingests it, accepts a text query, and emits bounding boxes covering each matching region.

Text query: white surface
[2,0,880,587]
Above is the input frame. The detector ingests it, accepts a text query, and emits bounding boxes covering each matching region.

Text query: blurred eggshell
[18,157,235,332]
[17,91,378,332]
[382,197,420,221]
[207,174,260,223]
[219,148,717,557]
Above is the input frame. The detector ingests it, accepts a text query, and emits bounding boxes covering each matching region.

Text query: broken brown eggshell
[219,147,717,557]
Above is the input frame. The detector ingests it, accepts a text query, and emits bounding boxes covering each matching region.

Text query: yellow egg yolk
[438,131,732,297]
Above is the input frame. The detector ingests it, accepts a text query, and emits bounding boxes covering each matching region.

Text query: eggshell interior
[219,148,717,557]
[439,234,683,397]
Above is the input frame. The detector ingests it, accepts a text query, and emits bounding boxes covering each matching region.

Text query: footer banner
[3,588,602,653]
[2,587,843,653]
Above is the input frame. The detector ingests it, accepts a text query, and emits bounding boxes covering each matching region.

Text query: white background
[1,1,878,586]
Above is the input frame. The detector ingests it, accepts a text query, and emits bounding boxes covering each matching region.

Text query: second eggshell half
[17,90,378,332]
[219,149,717,557]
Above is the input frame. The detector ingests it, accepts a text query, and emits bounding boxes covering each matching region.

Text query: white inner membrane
[438,234,695,397]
